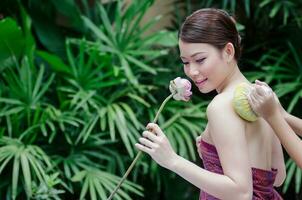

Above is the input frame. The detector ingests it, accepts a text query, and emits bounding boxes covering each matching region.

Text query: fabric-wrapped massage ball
[232,82,258,122]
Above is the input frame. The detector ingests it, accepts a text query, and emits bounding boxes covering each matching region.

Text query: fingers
[195,135,203,160]
[247,88,262,111]
[255,79,264,85]
[273,92,280,102]
[247,93,253,106]
[250,86,264,101]
[135,143,153,154]
[196,135,202,145]
[247,91,257,107]
[255,85,271,97]
[136,123,165,154]
[255,80,273,94]
[135,132,159,155]
[255,80,268,87]
[142,131,160,143]
[250,92,259,106]
[255,86,274,102]
[254,85,266,96]
[138,137,158,149]
[146,123,164,137]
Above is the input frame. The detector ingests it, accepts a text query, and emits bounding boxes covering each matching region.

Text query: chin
[199,87,215,94]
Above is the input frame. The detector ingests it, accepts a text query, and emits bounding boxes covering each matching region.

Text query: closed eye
[181,61,189,65]
[196,58,206,64]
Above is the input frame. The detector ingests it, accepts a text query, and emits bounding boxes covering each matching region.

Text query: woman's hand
[248,80,281,120]
[135,123,179,170]
[196,135,203,159]
[254,80,287,117]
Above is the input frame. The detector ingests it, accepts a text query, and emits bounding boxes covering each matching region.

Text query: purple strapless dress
[199,139,283,200]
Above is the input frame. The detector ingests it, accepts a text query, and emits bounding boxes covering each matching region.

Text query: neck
[216,63,248,93]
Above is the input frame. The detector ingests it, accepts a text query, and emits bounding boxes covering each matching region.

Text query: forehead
[179,40,216,58]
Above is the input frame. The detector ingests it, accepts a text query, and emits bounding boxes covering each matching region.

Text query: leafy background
[0,0,301,199]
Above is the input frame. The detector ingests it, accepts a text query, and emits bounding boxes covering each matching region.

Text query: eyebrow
[180,52,206,59]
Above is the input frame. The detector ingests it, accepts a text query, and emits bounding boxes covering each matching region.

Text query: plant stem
[106,93,174,200]
[153,93,174,123]
[106,151,142,200]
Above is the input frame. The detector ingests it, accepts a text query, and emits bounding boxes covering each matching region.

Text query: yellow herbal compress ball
[232,82,258,122]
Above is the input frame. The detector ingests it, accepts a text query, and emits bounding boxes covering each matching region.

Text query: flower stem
[106,93,174,200]
[153,93,174,123]
[106,151,142,200]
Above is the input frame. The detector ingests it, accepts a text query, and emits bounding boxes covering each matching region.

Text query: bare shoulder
[207,93,246,138]
[207,93,238,119]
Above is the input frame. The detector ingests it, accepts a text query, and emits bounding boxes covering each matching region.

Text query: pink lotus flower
[169,77,192,101]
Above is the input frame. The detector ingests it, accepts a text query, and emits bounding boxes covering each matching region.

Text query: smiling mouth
[195,78,208,85]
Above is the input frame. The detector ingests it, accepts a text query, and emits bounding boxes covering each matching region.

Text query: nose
[188,64,200,77]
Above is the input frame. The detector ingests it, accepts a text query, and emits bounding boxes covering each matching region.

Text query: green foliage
[283,159,302,194]
[0,18,26,70]
[259,0,301,26]
[81,0,178,85]
[245,42,302,113]
[71,168,143,200]
[1,0,302,199]
[31,173,65,200]
[159,101,207,160]
[0,137,52,199]
[0,0,183,199]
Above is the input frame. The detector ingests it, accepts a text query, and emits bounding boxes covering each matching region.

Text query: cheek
[202,62,216,78]
[205,58,224,77]
[203,66,214,77]
[183,66,190,77]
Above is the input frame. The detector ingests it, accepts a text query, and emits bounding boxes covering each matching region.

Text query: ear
[223,42,235,63]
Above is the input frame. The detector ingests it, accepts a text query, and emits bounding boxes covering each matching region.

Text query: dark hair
[179,8,242,61]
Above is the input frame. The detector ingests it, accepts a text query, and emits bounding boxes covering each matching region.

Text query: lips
[195,78,208,86]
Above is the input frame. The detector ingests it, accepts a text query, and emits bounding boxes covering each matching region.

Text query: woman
[248,80,302,168]
[135,8,286,199]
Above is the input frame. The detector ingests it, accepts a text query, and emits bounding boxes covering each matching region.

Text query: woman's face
[179,40,231,93]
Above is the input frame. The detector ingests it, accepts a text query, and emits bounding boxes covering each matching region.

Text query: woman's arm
[248,83,302,168]
[267,112,302,168]
[271,134,286,186]
[252,80,302,136]
[284,113,302,137]
[136,96,253,200]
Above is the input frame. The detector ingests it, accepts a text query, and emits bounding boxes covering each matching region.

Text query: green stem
[153,93,174,123]
[106,151,142,200]
[106,93,174,200]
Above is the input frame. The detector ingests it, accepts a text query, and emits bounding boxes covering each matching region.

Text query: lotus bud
[169,77,192,102]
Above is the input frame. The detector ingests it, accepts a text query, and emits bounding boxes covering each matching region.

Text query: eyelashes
[196,58,206,63]
[181,58,206,65]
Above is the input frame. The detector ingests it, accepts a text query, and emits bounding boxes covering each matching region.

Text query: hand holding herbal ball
[247,80,284,120]
[232,81,278,122]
